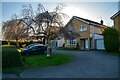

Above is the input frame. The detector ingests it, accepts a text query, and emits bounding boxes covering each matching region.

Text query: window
[67,27,75,34]
[67,39,76,45]
[80,24,87,31]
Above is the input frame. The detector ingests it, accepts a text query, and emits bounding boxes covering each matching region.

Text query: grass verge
[2,66,25,74]
[109,51,120,56]
[3,53,72,73]
[24,53,72,67]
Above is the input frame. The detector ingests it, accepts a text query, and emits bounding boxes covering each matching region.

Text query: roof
[64,16,107,28]
[58,27,80,39]
[58,16,108,39]
[73,16,102,25]
[36,11,52,20]
[44,26,62,33]
[110,10,120,20]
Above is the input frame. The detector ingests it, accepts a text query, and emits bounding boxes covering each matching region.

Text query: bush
[10,41,16,45]
[2,40,43,48]
[103,27,119,52]
[2,45,23,68]
[2,41,8,45]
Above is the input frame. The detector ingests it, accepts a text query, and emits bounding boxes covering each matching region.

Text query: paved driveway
[3,49,119,78]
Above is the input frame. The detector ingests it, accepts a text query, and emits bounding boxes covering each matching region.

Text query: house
[110,10,120,34]
[58,16,108,50]
[48,26,63,48]
[110,10,120,50]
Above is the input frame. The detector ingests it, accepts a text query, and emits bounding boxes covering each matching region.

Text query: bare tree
[20,4,36,41]
[2,14,28,47]
[34,3,68,57]
[2,3,68,57]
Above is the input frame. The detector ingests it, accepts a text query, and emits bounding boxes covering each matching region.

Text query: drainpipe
[91,25,95,49]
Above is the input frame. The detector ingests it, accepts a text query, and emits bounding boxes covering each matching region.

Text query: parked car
[21,44,48,55]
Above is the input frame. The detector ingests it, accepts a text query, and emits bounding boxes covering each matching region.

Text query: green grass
[2,45,72,73]
[109,51,120,56]
[57,47,80,51]
[24,54,72,67]
[2,66,25,74]
[2,45,24,73]
[2,45,23,68]
[3,54,72,73]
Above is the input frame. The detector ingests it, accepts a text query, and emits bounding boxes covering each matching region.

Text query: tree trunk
[47,36,51,57]
[43,37,46,45]
[47,36,51,58]
[16,40,20,48]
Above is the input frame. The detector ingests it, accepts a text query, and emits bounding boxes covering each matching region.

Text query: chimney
[100,20,103,25]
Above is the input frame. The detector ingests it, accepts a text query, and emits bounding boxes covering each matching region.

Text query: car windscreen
[25,44,34,48]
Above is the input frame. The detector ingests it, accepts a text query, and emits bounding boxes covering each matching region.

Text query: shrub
[2,40,43,48]
[10,41,16,46]
[2,41,8,45]
[2,45,23,68]
[103,27,119,52]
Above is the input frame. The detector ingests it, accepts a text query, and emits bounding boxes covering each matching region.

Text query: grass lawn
[3,66,25,74]
[2,45,72,73]
[109,51,120,56]
[3,54,72,73]
[24,53,72,67]
[57,47,80,51]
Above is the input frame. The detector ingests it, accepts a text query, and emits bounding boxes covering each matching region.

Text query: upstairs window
[80,24,87,31]
[67,27,75,34]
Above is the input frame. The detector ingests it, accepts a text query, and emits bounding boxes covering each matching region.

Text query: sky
[0,0,120,40]
[2,2,119,25]
[1,0,120,2]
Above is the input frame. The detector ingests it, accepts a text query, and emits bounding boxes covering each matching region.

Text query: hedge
[2,45,23,68]
[2,40,43,48]
[103,27,119,52]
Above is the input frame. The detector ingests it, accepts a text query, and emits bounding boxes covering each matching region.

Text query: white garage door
[96,39,105,50]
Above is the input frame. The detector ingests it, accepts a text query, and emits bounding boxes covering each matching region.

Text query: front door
[80,39,85,50]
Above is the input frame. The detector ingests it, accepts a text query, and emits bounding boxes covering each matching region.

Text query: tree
[2,14,28,47]
[103,27,119,52]
[34,3,68,57]
[2,3,68,56]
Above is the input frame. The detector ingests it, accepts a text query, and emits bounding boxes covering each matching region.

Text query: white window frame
[67,39,76,45]
[80,24,87,31]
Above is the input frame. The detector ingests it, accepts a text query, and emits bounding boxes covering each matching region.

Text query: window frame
[67,39,76,45]
[80,24,87,31]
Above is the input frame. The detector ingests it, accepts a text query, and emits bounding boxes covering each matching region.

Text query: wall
[113,13,120,50]
[57,37,65,47]
[63,18,106,50]
[114,13,120,34]
[71,19,90,38]
[64,18,90,49]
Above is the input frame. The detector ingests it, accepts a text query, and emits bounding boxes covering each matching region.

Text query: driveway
[3,49,118,78]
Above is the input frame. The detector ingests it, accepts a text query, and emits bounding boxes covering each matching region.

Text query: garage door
[96,39,105,50]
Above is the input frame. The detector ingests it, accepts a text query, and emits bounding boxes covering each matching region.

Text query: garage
[96,39,105,50]
[94,34,105,50]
